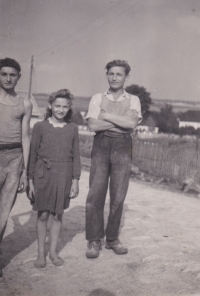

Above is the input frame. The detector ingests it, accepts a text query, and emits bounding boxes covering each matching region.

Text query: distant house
[136,115,158,133]
[17,91,42,128]
[179,110,200,129]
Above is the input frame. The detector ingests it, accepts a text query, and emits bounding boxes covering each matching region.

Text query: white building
[179,111,200,129]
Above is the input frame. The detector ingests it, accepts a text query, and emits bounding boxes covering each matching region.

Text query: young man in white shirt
[85,60,142,258]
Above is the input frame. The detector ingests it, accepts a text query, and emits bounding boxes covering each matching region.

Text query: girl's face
[49,97,71,122]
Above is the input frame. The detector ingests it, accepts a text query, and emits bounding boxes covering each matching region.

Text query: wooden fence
[132,140,200,183]
[79,134,200,183]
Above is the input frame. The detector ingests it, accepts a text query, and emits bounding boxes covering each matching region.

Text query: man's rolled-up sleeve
[130,95,143,124]
[85,93,102,120]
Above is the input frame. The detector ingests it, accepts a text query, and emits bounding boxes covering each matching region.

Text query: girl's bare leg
[49,213,64,266]
[35,210,50,268]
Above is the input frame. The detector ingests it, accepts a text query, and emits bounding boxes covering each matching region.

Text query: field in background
[33,93,200,114]
[137,132,199,147]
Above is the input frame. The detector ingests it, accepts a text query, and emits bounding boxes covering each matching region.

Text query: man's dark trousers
[86,132,132,241]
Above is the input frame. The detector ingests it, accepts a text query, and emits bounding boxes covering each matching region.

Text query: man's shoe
[86,241,102,259]
[105,239,128,255]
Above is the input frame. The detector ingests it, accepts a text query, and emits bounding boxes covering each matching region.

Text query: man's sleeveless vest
[0,97,25,144]
[100,95,133,133]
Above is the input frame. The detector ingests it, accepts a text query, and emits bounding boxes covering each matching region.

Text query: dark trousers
[86,132,132,241]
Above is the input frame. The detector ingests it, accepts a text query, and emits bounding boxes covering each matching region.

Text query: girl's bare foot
[34,255,46,268]
[49,253,64,266]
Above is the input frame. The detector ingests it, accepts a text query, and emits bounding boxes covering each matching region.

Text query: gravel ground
[1,169,200,296]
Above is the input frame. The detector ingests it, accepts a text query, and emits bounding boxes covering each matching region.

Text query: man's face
[107,66,127,90]
[0,67,21,91]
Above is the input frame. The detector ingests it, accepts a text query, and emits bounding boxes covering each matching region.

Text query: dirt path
[1,170,200,296]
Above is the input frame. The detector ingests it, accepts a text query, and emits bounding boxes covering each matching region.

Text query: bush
[179,126,196,136]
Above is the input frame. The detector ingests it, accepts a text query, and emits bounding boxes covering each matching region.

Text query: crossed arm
[88,109,140,132]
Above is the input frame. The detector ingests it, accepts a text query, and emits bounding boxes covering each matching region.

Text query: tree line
[125,84,200,136]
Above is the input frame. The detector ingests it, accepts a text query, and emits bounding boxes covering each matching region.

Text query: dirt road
[1,169,200,296]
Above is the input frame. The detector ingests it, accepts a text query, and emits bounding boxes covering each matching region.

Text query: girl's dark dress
[29,120,81,214]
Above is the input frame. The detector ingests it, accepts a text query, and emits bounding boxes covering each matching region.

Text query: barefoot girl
[28,89,81,268]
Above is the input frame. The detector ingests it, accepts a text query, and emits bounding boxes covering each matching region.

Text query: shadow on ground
[56,202,128,252]
[88,288,116,296]
[1,200,128,268]
[53,205,86,253]
[1,210,36,268]
[1,205,86,268]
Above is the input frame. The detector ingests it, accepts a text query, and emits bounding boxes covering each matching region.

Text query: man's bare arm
[18,99,32,192]
[99,110,139,129]
[88,118,115,132]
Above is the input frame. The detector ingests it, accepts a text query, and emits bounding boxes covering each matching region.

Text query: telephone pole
[28,55,34,100]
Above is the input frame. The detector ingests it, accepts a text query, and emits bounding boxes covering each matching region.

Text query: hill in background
[33,93,200,116]
[151,98,200,113]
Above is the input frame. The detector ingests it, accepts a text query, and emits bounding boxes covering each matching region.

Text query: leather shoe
[105,239,128,254]
[86,241,102,259]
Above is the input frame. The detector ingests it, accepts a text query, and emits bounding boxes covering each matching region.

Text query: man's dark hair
[0,58,21,73]
[105,60,131,75]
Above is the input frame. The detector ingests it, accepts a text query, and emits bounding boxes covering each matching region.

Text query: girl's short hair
[0,57,21,73]
[44,89,74,123]
[105,60,131,75]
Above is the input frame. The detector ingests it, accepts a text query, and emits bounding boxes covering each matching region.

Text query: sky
[1,0,200,102]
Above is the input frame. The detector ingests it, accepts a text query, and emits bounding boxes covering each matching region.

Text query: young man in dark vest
[0,58,32,279]
[85,60,142,258]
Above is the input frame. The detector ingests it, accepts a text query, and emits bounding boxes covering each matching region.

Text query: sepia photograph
[1,0,200,295]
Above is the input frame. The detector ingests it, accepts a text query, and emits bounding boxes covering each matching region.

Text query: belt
[97,131,130,138]
[0,142,22,150]
[38,157,72,178]
[38,157,52,178]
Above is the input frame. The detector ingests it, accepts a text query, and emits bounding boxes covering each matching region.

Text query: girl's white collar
[48,117,66,128]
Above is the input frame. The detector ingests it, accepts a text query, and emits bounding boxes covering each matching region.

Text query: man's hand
[18,170,28,193]
[28,179,35,204]
[69,179,79,199]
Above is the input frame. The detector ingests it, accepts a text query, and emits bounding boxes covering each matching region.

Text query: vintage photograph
[1,0,200,295]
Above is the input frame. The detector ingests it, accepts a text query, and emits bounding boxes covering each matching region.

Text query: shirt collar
[103,89,130,101]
